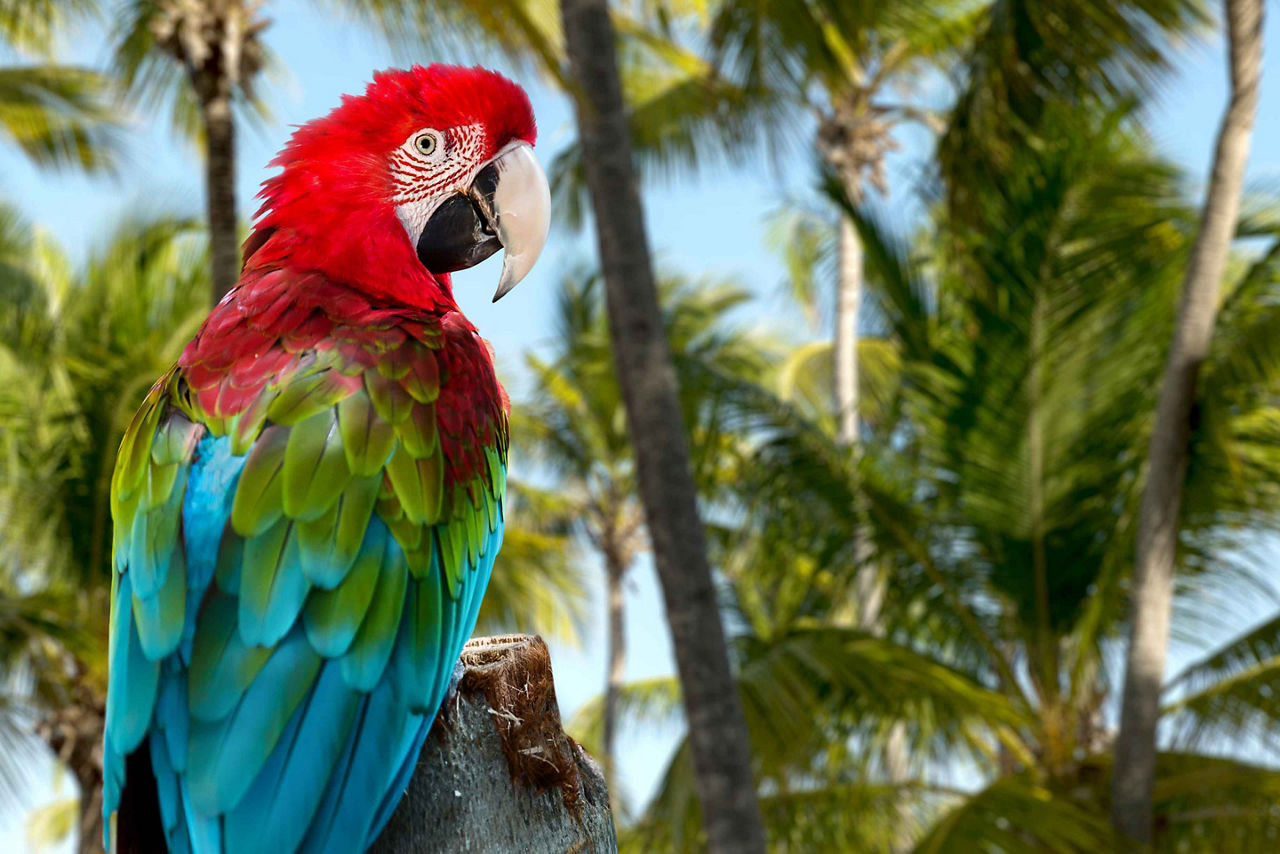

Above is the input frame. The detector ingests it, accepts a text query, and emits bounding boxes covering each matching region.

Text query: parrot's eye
[413,132,440,157]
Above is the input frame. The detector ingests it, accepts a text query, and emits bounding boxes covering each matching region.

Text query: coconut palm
[587,84,1280,850]
[1112,0,1265,839]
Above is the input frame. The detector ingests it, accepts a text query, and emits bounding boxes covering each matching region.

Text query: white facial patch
[392,122,488,243]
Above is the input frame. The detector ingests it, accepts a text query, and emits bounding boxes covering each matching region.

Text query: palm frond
[0,65,120,172]
[910,776,1121,854]
[567,675,682,757]
[1162,611,1280,750]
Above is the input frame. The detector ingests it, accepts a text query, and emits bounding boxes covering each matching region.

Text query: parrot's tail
[116,746,167,854]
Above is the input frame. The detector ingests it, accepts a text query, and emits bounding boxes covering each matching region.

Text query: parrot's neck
[246,169,457,312]
[240,220,455,312]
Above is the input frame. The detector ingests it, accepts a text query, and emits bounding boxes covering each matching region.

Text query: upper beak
[414,142,551,302]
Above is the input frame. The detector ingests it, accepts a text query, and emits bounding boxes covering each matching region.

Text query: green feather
[231,424,289,537]
[336,393,395,477]
[402,350,441,403]
[188,593,272,723]
[131,541,186,658]
[365,371,413,424]
[395,403,438,458]
[374,347,413,380]
[187,628,322,815]
[282,408,352,521]
[485,445,506,500]
[239,519,310,647]
[404,540,433,580]
[267,368,358,426]
[295,472,381,589]
[384,444,443,527]
[335,474,382,571]
[144,460,181,510]
[130,465,187,598]
[339,534,406,691]
[303,526,384,657]
[436,526,462,599]
[117,401,164,498]
[151,413,201,466]
[230,393,273,456]
[216,530,242,594]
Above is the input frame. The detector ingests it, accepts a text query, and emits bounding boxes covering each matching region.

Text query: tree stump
[369,635,618,854]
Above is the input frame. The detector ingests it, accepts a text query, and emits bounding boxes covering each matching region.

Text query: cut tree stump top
[369,634,618,854]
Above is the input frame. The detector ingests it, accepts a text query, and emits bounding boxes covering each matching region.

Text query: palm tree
[517,268,770,798]
[111,0,271,304]
[1112,0,1265,840]
[556,0,768,849]
[0,0,118,172]
[593,84,1280,850]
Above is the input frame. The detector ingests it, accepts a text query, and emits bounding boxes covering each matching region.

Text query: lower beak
[415,142,551,302]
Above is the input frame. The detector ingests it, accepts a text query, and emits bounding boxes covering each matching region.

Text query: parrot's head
[251,64,550,305]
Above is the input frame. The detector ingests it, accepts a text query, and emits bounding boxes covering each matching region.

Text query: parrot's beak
[414,142,550,302]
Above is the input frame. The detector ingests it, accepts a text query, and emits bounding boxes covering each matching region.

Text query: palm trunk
[557,1,768,850]
[1110,0,1263,842]
[835,215,863,446]
[836,186,910,850]
[601,544,627,796]
[202,93,239,304]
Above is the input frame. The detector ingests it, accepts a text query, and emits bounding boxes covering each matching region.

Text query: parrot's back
[102,266,508,854]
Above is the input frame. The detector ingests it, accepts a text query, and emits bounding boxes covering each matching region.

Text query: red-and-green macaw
[102,65,550,854]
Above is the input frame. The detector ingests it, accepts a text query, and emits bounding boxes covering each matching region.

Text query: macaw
[102,65,550,854]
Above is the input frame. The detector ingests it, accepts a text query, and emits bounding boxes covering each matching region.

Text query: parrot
[101,64,551,854]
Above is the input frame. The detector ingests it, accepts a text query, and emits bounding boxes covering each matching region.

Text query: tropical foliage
[0,0,118,172]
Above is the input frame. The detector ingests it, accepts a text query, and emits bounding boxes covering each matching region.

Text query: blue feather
[238,520,312,647]
[105,574,160,758]
[222,662,361,854]
[339,524,406,691]
[149,728,187,850]
[297,677,420,854]
[367,715,432,841]
[155,660,189,773]
[180,784,222,854]
[131,542,186,659]
[187,626,321,815]
[187,592,272,723]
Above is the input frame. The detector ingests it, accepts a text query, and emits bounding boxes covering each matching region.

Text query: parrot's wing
[103,270,507,854]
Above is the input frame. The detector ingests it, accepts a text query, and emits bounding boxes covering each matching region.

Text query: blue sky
[4,2,1280,850]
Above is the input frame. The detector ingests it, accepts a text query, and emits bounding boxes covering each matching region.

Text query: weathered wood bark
[369,635,617,854]
[1111,0,1264,843]
[557,1,769,851]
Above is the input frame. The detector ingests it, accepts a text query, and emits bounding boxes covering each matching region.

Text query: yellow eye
[415,134,438,156]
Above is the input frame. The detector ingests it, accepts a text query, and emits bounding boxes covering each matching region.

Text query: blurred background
[3,0,1280,851]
